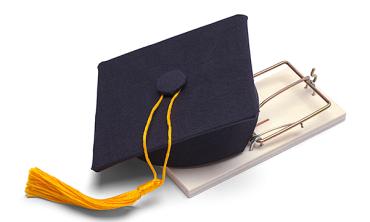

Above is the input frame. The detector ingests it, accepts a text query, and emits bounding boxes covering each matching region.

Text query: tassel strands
[25,91,181,210]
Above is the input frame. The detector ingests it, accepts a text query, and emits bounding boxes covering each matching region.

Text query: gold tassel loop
[136,179,163,196]
[25,91,181,210]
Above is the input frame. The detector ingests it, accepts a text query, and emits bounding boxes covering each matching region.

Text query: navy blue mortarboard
[92,14,259,171]
[25,14,259,211]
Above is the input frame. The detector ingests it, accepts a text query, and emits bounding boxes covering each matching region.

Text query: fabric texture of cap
[92,14,259,172]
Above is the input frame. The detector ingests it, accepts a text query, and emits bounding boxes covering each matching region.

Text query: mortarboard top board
[92,14,259,171]
[25,14,259,211]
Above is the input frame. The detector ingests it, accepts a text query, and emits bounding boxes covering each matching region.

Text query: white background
[1,0,369,221]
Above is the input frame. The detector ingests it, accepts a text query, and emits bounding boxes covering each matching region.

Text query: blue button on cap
[157,70,187,96]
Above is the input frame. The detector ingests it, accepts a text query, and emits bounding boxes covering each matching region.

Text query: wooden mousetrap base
[166,63,346,198]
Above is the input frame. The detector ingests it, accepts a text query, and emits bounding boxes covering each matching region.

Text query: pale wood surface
[167,64,346,197]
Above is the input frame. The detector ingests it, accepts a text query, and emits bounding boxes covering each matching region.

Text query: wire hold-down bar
[249,61,331,151]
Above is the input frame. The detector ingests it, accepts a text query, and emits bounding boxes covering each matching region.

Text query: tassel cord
[25,91,181,210]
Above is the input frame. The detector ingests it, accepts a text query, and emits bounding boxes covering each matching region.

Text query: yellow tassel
[25,91,180,210]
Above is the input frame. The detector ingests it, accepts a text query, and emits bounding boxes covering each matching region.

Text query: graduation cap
[25,14,259,210]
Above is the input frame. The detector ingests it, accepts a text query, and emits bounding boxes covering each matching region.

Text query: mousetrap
[167,61,346,198]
